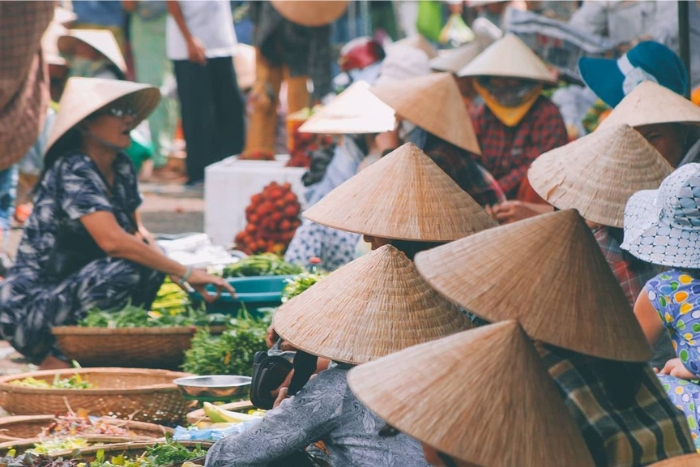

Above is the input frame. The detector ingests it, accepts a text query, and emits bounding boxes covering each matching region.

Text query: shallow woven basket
[0,415,173,442]
[51,327,221,370]
[0,435,149,456]
[0,368,194,425]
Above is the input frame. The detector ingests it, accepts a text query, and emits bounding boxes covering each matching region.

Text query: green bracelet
[180,265,193,285]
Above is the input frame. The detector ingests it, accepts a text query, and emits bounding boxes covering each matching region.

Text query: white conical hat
[387,34,438,59]
[429,43,482,74]
[528,124,673,227]
[303,143,497,241]
[371,72,481,154]
[54,6,77,25]
[42,22,68,67]
[58,29,127,73]
[299,81,395,134]
[458,33,556,84]
[274,245,473,364]
[46,78,161,153]
[348,321,596,467]
[599,81,700,130]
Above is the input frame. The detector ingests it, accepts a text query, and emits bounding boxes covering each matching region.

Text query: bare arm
[167,0,206,64]
[633,289,666,347]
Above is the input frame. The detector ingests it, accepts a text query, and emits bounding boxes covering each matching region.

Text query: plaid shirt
[593,226,659,309]
[0,2,52,170]
[473,96,568,198]
[425,138,506,207]
[540,346,695,467]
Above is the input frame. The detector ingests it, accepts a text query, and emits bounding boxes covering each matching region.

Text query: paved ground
[0,182,206,378]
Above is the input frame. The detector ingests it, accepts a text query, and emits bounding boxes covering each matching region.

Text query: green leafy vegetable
[78,303,227,329]
[222,254,303,278]
[281,273,325,303]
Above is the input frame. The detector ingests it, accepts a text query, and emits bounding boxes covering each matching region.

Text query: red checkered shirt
[593,226,659,309]
[473,96,568,198]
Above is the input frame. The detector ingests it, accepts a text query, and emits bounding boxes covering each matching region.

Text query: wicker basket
[52,327,202,370]
[0,415,173,442]
[0,436,150,456]
[0,368,195,425]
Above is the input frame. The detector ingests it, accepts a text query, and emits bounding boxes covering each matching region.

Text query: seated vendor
[205,245,473,467]
[0,78,232,370]
[458,33,568,200]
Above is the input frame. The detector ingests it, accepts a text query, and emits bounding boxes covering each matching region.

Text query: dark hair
[546,344,645,409]
[390,239,444,260]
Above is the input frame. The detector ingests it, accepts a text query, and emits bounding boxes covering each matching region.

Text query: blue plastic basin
[190,275,295,315]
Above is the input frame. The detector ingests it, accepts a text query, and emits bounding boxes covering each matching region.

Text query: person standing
[166,1,246,185]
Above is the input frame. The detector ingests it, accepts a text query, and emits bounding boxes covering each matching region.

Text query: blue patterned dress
[647,269,700,450]
[0,152,164,362]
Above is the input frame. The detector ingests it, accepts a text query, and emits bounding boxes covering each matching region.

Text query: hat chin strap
[81,127,130,152]
[617,54,659,96]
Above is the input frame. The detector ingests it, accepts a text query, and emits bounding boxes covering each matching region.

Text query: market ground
[0,183,206,379]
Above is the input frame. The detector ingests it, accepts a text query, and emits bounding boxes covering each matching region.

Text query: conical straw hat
[458,33,556,84]
[274,245,473,364]
[371,73,481,154]
[348,321,596,467]
[648,454,700,466]
[414,209,653,362]
[430,43,482,74]
[271,0,348,27]
[58,29,127,73]
[303,143,497,241]
[388,34,438,59]
[46,78,161,154]
[528,124,673,228]
[299,81,395,134]
[598,81,700,130]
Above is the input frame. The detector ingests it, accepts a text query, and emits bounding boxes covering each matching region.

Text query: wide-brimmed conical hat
[528,124,672,228]
[58,29,127,73]
[303,143,497,241]
[46,78,161,154]
[387,34,438,59]
[274,245,472,364]
[414,209,653,362]
[598,81,700,130]
[299,81,395,134]
[371,73,481,154]
[348,321,595,467]
[648,454,700,466]
[429,43,482,74]
[458,33,556,84]
[271,0,348,27]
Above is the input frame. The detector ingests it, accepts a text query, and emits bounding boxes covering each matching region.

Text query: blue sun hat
[579,41,689,108]
[622,163,700,268]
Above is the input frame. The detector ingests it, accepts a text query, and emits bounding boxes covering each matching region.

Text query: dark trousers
[173,57,246,183]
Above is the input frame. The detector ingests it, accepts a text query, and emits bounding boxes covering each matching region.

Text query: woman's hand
[657,358,699,380]
[186,268,235,302]
[187,36,207,65]
[266,324,298,351]
[486,201,551,224]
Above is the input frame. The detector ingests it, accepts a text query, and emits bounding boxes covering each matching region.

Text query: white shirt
[166,1,237,60]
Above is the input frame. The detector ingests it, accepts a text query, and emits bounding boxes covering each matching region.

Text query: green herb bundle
[222,254,303,278]
[78,304,227,329]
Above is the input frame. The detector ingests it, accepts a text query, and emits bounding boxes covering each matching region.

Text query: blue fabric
[579,41,689,107]
[305,136,364,206]
[0,152,163,362]
[0,166,18,235]
[72,0,126,28]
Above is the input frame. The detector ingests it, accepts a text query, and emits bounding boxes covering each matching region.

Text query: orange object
[692,86,700,107]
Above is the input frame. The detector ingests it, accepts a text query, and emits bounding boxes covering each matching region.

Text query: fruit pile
[239,148,275,161]
[285,107,334,168]
[234,182,302,255]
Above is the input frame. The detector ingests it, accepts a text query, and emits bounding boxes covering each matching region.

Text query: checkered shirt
[593,226,659,309]
[540,346,695,467]
[0,2,52,170]
[473,96,568,198]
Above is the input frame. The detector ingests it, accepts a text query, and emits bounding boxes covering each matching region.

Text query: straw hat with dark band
[303,143,497,241]
[648,454,700,467]
[458,33,556,84]
[271,0,348,27]
[429,42,482,74]
[371,72,481,154]
[299,81,395,134]
[46,78,161,154]
[58,29,127,73]
[414,209,653,362]
[348,321,596,467]
[274,245,472,365]
[528,124,672,228]
[598,81,700,130]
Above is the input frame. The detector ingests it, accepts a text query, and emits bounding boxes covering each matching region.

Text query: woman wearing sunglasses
[0,78,233,370]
